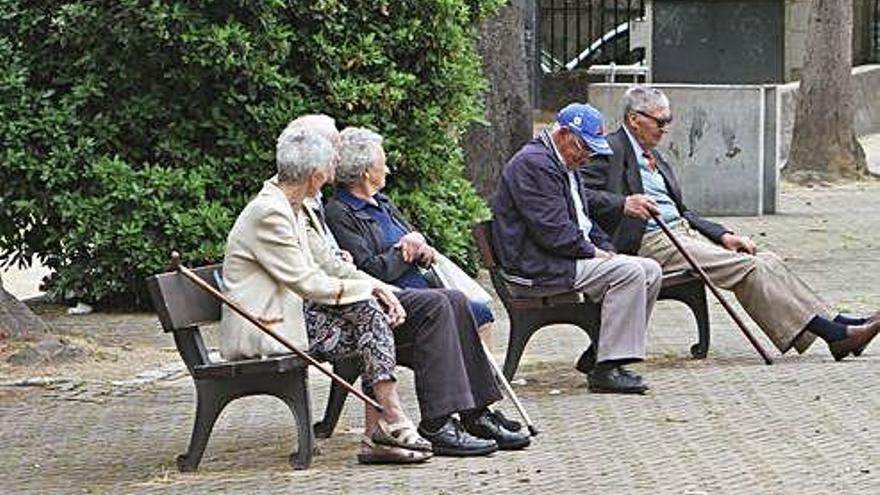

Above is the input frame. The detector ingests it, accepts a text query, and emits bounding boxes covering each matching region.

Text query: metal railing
[538,0,645,73]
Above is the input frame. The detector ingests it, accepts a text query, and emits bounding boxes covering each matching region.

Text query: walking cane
[648,215,774,365]
[170,253,385,412]
[480,341,540,436]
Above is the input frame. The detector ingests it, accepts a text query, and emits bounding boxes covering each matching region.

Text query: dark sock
[834,314,867,326]
[594,360,620,372]
[805,315,848,343]
[460,408,487,424]
[419,416,449,433]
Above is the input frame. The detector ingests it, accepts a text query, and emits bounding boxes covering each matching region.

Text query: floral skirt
[304,299,396,394]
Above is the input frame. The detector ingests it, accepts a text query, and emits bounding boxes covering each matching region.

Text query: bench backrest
[471,221,498,270]
[147,264,223,332]
[472,220,525,305]
[472,220,590,308]
[146,264,223,372]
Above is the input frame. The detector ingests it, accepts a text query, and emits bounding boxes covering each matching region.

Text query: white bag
[431,253,493,305]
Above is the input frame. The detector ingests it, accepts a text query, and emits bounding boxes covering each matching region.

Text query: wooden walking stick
[648,215,774,365]
[480,340,540,436]
[170,253,385,412]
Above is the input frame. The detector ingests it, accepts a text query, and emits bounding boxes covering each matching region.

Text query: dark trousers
[394,288,502,420]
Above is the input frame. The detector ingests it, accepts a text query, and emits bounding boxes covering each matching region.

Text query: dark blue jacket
[491,136,615,288]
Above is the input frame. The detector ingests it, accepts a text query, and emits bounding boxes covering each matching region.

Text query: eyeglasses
[634,110,673,128]
[570,135,592,156]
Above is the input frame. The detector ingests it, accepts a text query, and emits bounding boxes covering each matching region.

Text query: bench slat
[192,354,308,379]
[147,264,223,332]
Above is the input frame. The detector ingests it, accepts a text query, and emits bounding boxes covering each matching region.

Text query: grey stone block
[589,83,770,216]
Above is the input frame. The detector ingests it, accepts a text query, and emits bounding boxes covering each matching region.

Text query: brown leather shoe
[853,311,880,356]
[829,320,880,361]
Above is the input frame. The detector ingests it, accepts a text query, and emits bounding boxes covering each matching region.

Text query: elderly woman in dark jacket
[323,126,530,453]
[324,127,496,338]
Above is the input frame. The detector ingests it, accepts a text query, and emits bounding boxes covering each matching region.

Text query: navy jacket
[580,127,731,254]
[324,190,425,284]
[491,136,615,289]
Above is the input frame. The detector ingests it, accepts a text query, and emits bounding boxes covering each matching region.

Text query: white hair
[277,114,339,148]
[335,127,384,188]
[275,128,334,185]
[622,86,670,115]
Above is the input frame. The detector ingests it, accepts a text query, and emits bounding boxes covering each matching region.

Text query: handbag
[430,252,493,305]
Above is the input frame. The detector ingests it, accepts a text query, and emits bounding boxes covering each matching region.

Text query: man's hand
[397,232,427,263]
[593,248,614,259]
[720,233,757,255]
[372,284,406,327]
[623,194,659,220]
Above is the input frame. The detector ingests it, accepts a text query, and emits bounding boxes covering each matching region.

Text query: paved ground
[3,157,880,494]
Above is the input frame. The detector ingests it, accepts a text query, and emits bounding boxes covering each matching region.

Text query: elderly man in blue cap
[491,103,661,394]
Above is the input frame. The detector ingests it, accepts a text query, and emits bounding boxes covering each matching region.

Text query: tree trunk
[463,2,533,199]
[783,0,868,183]
[0,274,50,340]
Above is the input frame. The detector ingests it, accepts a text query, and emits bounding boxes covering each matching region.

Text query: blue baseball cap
[556,103,613,156]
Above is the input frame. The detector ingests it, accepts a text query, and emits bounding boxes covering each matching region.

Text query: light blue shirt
[623,127,681,231]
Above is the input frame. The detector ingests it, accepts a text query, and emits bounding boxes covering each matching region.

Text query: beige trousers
[638,221,831,354]
[574,254,662,362]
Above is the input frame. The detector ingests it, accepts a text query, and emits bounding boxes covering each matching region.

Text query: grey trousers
[574,254,662,362]
[637,221,830,353]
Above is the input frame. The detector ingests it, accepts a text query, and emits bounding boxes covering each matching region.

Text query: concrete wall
[589,84,771,216]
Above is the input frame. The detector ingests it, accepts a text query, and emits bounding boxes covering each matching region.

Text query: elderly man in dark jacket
[492,103,662,394]
[581,85,880,360]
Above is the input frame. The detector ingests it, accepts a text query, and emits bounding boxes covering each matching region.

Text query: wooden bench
[472,221,711,380]
[146,264,314,471]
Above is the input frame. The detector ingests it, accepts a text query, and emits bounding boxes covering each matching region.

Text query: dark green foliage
[0,0,502,307]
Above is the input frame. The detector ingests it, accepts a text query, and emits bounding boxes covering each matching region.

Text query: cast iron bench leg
[313,359,361,439]
[177,381,228,472]
[688,288,711,359]
[284,368,315,470]
[503,313,540,381]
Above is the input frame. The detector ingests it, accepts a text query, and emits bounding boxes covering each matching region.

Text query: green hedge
[0,0,504,307]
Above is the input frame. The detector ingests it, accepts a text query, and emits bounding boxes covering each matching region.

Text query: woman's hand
[397,232,427,263]
[372,284,406,327]
[415,244,435,267]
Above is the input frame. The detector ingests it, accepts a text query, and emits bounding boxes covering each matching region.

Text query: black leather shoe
[575,345,596,374]
[464,410,531,450]
[418,418,498,457]
[588,366,649,394]
[618,367,643,381]
[487,409,522,432]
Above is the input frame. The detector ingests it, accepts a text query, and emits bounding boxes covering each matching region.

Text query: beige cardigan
[219,180,376,359]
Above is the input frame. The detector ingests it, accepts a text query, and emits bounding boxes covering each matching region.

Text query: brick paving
[3,182,880,495]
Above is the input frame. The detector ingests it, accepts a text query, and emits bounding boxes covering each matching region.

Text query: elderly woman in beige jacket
[219,128,430,464]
